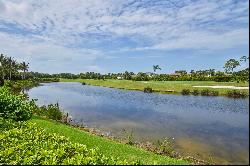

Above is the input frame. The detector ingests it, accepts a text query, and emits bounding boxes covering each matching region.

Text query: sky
[0,0,249,74]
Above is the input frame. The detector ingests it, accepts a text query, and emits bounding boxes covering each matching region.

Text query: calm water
[27,82,249,164]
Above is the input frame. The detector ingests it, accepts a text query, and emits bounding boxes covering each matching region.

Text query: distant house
[145,72,155,77]
[168,73,182,77]
[117,76,123,80]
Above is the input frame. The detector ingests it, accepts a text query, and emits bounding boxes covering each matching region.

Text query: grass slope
[31,116,189,165]
[60,79,249,96]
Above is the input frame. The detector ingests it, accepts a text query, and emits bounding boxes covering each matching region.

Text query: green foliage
[200,89,219,96]
[132,72,150,81]
[144,87,153,93]
[153,65,161,73]
[122,129,135,145]
[0,121,138,165]
[0,78,4,86]
[4,80,39,94]
[156,137,174,156]
[227,90,248,98]
[36,77,60,83]
[224,59,240,73]
[192,90,200,96]
[33,103,63,121]
[213,76,232,82]
[0,87,35,121]
[181,89,191,95]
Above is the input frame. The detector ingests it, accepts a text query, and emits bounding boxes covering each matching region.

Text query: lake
[27,82,249,164]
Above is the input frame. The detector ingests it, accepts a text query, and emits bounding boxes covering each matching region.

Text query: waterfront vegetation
[0,53,249,164]
[61,79,249,97]
[0,85,190,165]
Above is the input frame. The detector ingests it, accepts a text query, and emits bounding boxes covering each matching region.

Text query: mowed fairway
[60,79,249,96]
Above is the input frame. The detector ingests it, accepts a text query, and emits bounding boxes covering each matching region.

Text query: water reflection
[27,82,249,164]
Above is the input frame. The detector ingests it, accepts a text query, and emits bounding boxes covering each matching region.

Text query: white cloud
[0,32,104,73]
[0,0,249,72]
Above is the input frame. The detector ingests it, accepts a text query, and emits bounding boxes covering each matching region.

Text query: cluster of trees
[1,52,248,83]
[0,54,29,81]
[25,67,248,82]
[224,56,249,73]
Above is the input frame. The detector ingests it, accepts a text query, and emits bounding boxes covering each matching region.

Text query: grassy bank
[60,79,249,96]
[31,116,189,165]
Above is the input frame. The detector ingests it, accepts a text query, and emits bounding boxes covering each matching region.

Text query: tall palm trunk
[23,69,26,80]
[9,65,12,80]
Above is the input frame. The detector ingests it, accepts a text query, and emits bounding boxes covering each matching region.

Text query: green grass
[60,79,249,96]
[30,116,189,165]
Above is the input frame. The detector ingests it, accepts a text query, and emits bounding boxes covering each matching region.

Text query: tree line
[0,54,29,81]
[0,53,249,83]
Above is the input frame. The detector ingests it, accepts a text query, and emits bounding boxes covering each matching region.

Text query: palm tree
[240,56,249,62]
[224,59,240,73]
[20,62,29,80]
[7,56,13,80]
[153,65,162,74]
[0,54,5,80]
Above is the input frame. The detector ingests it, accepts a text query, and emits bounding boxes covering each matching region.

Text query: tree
[0,54,5,80]
[224,59,240,73]
[20,62,29,80]
[153,65,161,73]
[175,70,187,75]
[123,71,132,80]
[240,56,249,63]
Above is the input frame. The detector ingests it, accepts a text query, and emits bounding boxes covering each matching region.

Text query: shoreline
[60,79,249,98]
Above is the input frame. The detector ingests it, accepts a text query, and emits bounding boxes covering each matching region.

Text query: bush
[200,89,219,96]
[157,137,174,156]
[36,77,60,83]
[144,87,153,93]
[0,78,4,86]
[33,103,62,121]
[0,121,138,165]
[213,76,231,82]
[192,90,199,96]
[181,89,190,95]
[227,90,248,98]
[0,87,35,121]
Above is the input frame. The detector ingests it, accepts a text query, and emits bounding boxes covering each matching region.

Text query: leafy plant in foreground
[33,103,63,121]
[0,87,35,121]
[0,121,139,165]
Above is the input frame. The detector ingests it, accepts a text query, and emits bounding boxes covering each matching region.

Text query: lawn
[31,116,189,165]
[60,79,249,96]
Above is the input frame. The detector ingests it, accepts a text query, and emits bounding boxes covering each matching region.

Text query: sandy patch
[193,86,249,90]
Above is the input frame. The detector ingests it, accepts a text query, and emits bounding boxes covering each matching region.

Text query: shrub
[37,78,60,83]
[181,89,190,95]
[227,90,248,98]
[0,121,138,165]
[156,137,174,156]
[200,89,219,96]
[210,90,219,96]
[0,87,35,121]
[213,76,231,82]
[144,87,153,93]
[0,78,4,86]
[192,90,199,96]
[33,103,62,121]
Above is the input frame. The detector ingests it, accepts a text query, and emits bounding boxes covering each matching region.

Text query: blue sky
[0,0,249,74]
